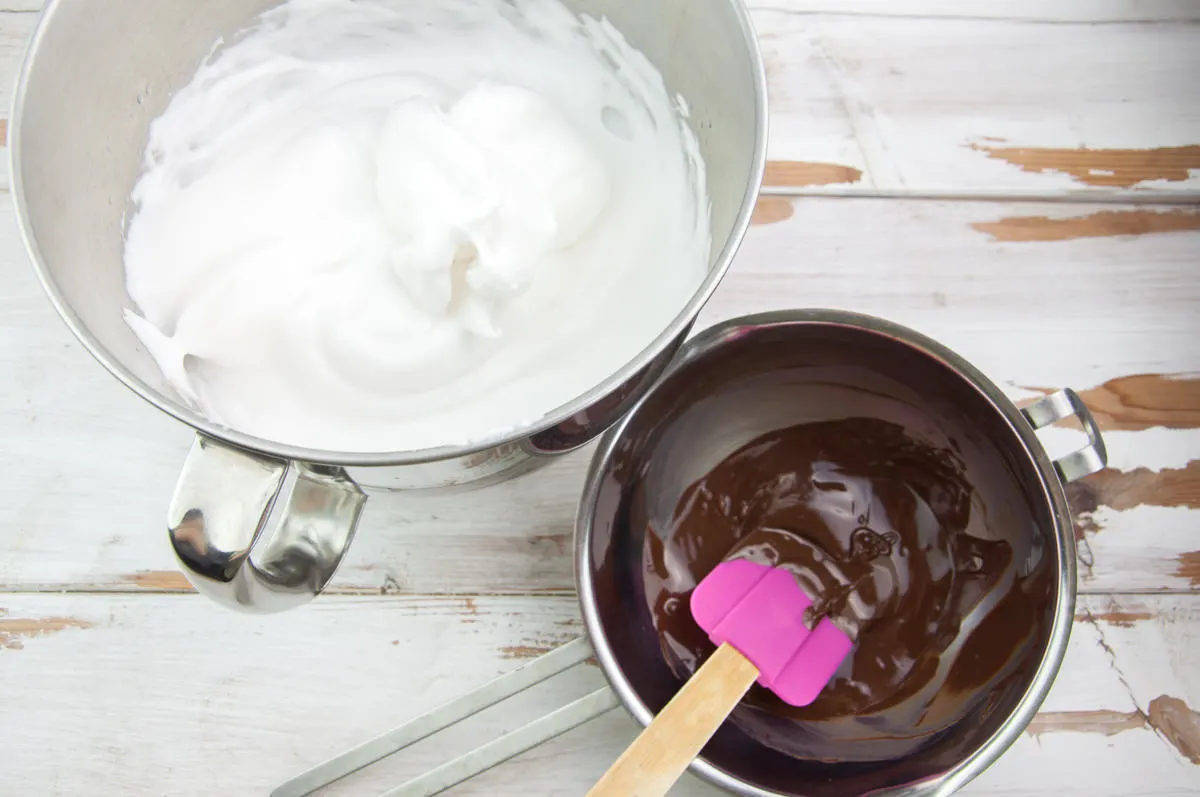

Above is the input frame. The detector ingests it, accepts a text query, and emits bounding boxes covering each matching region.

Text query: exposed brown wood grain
[0,609,94,651]
[1065,460,1199,549]
[121,570,195,591]
[763,160,863,188]
[1026,709,1147,738]
[1067,460,1200,517]
[1148,696,1200,765]
[498,624,578,659]
[1176,551,1200,588]
[972,210,1200,243]
[1023,375,1200,432]
[499,644,555,660]
[1075,610,1155,628]
[1024,698,1200,765]
[971,144,1200,188]
[0,118,7,145]
[751,196,794,226]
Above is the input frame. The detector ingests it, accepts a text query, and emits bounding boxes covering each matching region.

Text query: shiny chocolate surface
[646,415,1050,763]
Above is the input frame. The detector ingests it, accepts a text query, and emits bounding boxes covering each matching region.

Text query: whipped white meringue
[123,0,710,452]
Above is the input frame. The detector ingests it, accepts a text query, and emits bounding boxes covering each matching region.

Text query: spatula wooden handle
[586,642,759,797]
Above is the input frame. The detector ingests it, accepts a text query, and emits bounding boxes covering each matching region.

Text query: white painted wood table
[2,1,1199,795]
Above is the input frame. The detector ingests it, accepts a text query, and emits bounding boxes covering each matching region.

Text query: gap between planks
[0,584,579,597]
[746,6,1200,26]
[0,584,1196,597]
[1,182,1196,205]
[758,186,1200,205]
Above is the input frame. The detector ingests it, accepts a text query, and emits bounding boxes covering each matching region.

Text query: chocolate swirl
[643,417,1053,763]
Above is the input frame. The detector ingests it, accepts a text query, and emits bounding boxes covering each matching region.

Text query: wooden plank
[2,7,1200,197]
[751,1,1200,23]
[13,0,1200,23]
[0,593,1196,795]
[1,198,1197,595]
[712,201,1200,387]
[756,11,1200,196]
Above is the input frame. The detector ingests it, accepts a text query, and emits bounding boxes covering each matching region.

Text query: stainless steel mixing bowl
[10,0,767,612]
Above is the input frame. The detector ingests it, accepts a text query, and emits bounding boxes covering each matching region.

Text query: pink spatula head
[691,559,854,707]
[587,559,855,797]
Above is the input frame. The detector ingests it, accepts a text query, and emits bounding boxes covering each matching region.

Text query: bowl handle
[168,435,366,613]
[1020,388,1109,483]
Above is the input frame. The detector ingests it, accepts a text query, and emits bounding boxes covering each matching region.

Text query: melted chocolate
[643,416,1053,763]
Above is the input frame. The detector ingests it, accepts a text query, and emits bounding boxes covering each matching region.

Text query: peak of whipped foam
[375,84,611,333]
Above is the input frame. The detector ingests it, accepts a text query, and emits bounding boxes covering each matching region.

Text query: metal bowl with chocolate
[576,309,1107,796]
[276,308,1107,797]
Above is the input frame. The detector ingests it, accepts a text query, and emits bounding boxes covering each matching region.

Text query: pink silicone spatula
[586,559,853,797]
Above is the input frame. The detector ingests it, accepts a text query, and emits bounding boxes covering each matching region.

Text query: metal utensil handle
[382,688,618,797]
[273,637,617,797]
[1021,388,1108,482]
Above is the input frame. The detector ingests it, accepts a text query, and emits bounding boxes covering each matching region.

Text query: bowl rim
[574,308,1078,797]
[9,0,770,467]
